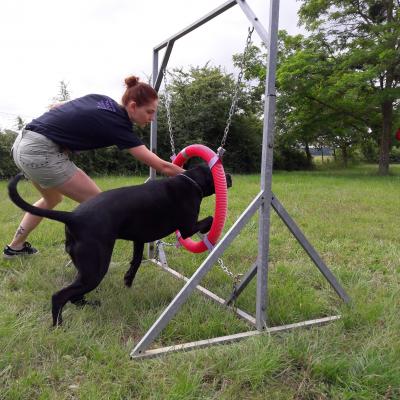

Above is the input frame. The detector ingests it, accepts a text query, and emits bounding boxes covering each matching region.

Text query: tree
[157,65,263,172]
[299,0,400,174]
[52,80,71,103]
[280,31,370,160]
[14,115,26,131]
[0,130,19,178]
[236,33,337,167]
[238,21,399,169]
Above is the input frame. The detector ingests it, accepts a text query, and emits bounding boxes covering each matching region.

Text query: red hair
[121,76,158,107]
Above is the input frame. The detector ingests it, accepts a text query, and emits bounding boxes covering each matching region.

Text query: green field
[1,164,399,399]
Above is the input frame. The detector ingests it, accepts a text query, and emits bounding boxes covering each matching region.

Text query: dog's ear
[226,173,232,188]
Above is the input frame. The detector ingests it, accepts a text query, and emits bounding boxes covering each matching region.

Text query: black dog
[8,166,231,326]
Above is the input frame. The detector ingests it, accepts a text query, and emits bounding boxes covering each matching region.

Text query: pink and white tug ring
[173,144,228,253]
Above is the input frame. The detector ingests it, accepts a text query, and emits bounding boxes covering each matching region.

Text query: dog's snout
[226,173,232,188]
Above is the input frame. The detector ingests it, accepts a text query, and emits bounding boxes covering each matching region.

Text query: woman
[4,76,184,258]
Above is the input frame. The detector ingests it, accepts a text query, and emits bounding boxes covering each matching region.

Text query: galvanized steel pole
[256,0,280,330]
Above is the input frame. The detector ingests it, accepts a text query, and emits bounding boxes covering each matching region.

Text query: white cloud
[0,0,302,129]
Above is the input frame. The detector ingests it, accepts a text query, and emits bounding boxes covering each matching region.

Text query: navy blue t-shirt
[25,94,143,151]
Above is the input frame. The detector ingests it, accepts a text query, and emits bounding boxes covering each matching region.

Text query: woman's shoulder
[75,94,121,113]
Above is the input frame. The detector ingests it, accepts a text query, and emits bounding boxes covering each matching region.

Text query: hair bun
[125,75,139,88]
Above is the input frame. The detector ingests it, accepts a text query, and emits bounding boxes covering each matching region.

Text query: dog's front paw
[124,272,135,288]
[52,311,63,327]
[71,298,101,308]
[199,216,213,234]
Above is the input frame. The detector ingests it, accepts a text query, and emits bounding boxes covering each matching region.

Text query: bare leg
[55,168,101,203]
[9,185,63,249]
[8,168,101,249]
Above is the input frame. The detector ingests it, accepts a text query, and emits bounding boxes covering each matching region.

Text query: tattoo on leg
[16,225,25,237]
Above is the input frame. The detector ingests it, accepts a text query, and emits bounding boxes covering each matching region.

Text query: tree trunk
[341,145,348,167]
[378,100,393,175]
[378,1,394,175]
[304,141,312,164]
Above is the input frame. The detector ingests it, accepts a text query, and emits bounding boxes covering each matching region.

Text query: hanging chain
[162,28,254,155]
[162,68,176,158]
[217,258,243,285]
[220,27,254,149]
[154,239,177,263]
[139,240,176,265]
[217,258,243,309]
[153,241,243,306]
[155,240,243,285]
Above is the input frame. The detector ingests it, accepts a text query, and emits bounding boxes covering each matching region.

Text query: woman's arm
[128,145,184,176]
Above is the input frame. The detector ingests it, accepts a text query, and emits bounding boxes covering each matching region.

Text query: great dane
[8,166,231,326]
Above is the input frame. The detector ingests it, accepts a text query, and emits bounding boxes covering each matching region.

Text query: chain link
[155,242,243,286]
[154,242,243,306]
[162,69,176,158]
[217,258,243,309]
[221,27,254,149]
[217,258,243,283]
[217,258,234,278]
[155,239,174,261]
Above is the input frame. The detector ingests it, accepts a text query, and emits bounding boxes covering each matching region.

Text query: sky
[0,0,303,130]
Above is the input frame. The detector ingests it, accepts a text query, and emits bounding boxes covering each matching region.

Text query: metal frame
[131,0,350,359]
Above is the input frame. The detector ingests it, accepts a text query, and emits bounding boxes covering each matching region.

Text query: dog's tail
[8,173,73,224]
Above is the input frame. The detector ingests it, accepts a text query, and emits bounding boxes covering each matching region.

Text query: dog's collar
[178,173,203,196]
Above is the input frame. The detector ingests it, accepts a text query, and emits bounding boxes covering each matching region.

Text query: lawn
[1,164,399,399]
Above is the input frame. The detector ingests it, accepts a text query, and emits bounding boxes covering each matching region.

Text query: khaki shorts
[12,129,78,189]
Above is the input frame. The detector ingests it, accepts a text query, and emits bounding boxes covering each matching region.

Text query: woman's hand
[128,145,184,176]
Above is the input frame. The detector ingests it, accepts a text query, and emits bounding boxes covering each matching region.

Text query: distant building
[309,147,333,156]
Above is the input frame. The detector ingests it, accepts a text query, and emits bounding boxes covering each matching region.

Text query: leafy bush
[273,145,313,171]
[359,139,379,163]
[389,146,400,163]
[0,131,19,178]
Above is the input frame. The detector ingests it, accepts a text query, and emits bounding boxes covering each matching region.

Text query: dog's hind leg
[124,241,144,288]
[52,240,114,326]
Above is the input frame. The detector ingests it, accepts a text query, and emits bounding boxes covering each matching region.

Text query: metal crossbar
[133,316,341,359]
[132,0,350,359]
[150,255,256,326]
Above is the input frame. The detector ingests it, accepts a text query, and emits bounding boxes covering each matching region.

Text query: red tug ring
[173,144,228,253]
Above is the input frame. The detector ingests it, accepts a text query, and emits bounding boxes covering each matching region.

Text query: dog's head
[184,165,232,197]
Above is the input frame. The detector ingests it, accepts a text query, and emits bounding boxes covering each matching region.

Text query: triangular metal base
[132,316,341,360]
[129,194,350,359]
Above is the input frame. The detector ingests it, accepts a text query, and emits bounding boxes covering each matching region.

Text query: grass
[1,164,400,399]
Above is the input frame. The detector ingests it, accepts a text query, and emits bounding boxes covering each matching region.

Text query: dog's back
[8,167,212,243]
[68,178,197,242]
